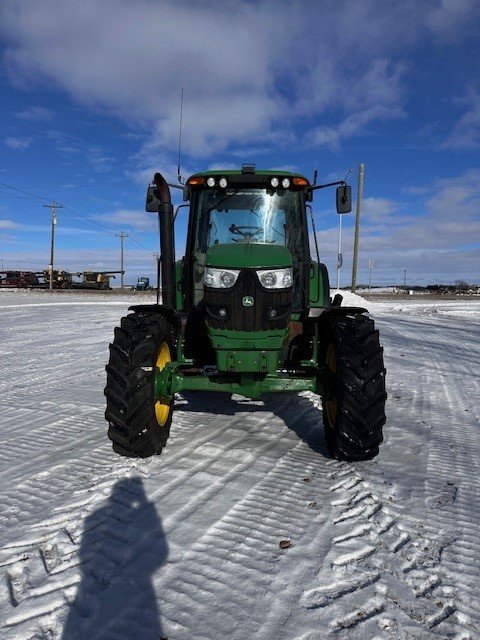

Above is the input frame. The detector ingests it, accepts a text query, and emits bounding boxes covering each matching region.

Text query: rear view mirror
[336,185,352,214]
[145,184,160,212]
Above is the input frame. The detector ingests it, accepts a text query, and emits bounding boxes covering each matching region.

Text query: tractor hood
[205,243,292,269]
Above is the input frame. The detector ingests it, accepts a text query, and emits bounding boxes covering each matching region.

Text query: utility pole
[43,201,63,290]
[368,259,375,293]
[337,167,353,290]
[351,163,364,293]
[336,214,343,290]
[403,269,407,289]
[154,252,160,283]
[115,231,128,289]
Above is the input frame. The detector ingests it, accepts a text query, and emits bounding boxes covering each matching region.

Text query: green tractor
[104,166,386,460]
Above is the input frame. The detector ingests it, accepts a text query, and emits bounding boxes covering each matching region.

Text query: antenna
[177,88,184,184]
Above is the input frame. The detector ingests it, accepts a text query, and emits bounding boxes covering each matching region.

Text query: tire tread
[322,313,386,461]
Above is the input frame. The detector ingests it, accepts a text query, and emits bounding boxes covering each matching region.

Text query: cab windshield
[194,188,303,252]
[191,188,307,306]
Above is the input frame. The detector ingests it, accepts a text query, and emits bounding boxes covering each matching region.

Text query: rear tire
[104,312,176,457]
[321,313,386,461]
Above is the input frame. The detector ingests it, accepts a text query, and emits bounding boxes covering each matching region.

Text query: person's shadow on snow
[61,476,167,640]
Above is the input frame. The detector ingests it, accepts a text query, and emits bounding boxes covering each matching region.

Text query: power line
[0,190,47,203]
[124,242,154,259]
[0,193,141,202]
[1,180,160,261]
[0,182,46,204]
[3,204,155,252]
[126,236,156,253]
[1,206,50,220]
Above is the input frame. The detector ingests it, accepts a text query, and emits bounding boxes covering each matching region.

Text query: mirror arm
[167,181,186,192]
[174,203,189,221]
[307,180,346,193]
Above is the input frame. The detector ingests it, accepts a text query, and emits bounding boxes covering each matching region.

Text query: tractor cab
[183,170,310,312]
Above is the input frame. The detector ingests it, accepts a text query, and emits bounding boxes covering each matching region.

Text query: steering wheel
[229,224,264,241]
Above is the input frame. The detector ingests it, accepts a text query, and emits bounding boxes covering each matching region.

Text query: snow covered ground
[0,290,479,640]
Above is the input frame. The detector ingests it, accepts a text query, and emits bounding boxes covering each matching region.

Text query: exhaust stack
[146,173,176,309]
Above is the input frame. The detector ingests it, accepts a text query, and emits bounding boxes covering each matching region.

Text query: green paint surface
[309,261,330,308]
[175,259,184,311]
[206,243,292,269]
[208,328,287,350]
[156,363,317,400]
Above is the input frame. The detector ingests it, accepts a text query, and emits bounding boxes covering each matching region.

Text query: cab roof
[189,169,308,179]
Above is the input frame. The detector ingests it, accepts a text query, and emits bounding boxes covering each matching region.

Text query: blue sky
[1,0,479,286]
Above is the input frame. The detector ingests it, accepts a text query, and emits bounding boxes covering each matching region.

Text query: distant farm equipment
[135,276,152,291]
[0,271,43,288]
[0,269,124,290]
[72,271,123,290]
[44,269,74,289]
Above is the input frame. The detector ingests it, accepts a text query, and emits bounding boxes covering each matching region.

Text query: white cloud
[16,105,53,121]
[362,197,401,223]
[441,92,480,150]
[95,209,157,232]
[2,0,477,157]
[0,219,21,229]
[308,104,405,150]
[5,136,32,150]
[0,218,100,236]
[46,129,81,154]
[311,168,480,283]
[426,0,480,42]
[0,0,286,156]
[88,146,113,173]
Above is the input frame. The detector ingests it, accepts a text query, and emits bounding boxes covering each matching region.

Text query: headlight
[270,176,279,188]
[204,267,240,288]
[218,176,228,188]
[281,177,291,188]
[256,268,293,289]
[206,176,216,187]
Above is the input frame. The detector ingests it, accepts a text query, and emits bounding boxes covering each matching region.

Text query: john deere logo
[242,296,254,307]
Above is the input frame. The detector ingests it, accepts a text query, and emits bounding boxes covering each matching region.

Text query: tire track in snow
[421,350,480,637]
[155,443,330,640]
[2,297,479,639]
[386,312,480,637]
[0,399,312,638]
[303,461,462,638]
[0,395,293,535]
[293,312,479,639]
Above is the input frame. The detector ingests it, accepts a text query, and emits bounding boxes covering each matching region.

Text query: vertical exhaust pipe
[153,172,175,309]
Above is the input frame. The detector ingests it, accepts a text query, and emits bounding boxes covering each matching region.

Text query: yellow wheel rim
[325,343,338,426]
[155,342,171,426]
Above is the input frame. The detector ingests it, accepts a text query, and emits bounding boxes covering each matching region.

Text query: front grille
[204,269,292,331]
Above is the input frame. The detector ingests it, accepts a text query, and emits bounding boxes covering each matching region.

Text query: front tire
[321,313,386,461]
[104,312,176,457]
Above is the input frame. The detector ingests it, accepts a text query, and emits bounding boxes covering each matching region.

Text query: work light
[281,178,291,188]
[270,177,280,188]
[206,177,216,187]
[218,177,228,188]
